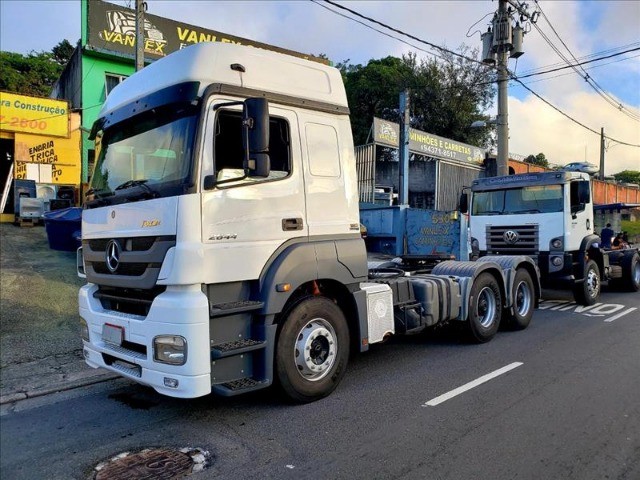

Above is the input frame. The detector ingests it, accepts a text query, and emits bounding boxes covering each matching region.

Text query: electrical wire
[511,75,640,147]
[532,0,640,122]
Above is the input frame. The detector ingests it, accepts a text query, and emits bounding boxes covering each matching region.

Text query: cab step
[210,338,266,359]
[209,300,264,318]
[212,377,270,396]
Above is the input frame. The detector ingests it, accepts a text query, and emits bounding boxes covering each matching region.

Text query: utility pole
[599,127,605,180]
[399,89,410,206]
[135,0,146,71]
[481,0,535,177]
[495,0,510,177]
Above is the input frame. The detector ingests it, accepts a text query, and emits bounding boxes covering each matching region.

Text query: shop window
[105,74,128,96]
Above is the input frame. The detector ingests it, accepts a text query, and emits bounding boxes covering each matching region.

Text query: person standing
[600,223,614,248]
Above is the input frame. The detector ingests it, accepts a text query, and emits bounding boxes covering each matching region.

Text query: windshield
[472,184,564,215]
[89,105,198,203]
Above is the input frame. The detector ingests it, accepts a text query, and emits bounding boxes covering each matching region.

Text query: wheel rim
[476,286,497,328]
[633,261,640,285]
[294,318,337,382]
[585,268,600,298]
[515,280,532,317]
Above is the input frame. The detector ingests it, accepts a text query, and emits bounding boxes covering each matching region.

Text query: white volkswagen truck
[462,172,640,305]
[79,43,540,403]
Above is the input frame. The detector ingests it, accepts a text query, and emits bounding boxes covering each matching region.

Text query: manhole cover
[94,447,208,479]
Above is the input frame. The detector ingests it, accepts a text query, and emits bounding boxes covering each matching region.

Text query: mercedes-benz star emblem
[503,230,520,245]
[105,239,121,273]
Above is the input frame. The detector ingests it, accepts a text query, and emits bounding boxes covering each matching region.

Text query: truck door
[567,179,593,249]
[200,103,307,282]
[300,114,360,238]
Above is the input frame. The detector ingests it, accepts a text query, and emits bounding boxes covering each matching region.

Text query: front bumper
[79,283,211,398]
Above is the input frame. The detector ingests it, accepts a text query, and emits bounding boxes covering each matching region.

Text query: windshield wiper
[114,179,158,198]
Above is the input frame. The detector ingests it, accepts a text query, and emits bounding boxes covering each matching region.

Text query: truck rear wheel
[573,259,600,306]
[276,296,350,403]
[622,252,640,292]
[505,268,534,330]
[466,272,502,343]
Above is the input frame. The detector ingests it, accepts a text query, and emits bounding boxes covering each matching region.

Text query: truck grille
[486,225,539,256]
[82,235,176,290]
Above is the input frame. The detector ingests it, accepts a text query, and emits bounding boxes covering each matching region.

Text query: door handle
[282,218,303,231]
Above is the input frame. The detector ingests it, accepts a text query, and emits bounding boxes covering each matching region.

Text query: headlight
[551,238,563,250]
[80,318,89,342]
[154,336,187,365]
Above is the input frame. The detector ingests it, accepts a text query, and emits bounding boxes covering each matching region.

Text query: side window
[570,180,590,213]
[105,73,128,97]
[306,123,341,177]
[213,110,291,184]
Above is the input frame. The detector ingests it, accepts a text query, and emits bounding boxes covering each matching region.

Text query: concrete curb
[0,371,119,405]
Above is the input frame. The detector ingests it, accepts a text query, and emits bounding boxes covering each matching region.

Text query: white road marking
[604,307,637,323]
[423,362,523,407]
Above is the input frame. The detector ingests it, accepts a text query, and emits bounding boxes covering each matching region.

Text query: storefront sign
[0,92,69,138]
[87,0,328,64]
[372,117,485,164]
[14,132,81,185]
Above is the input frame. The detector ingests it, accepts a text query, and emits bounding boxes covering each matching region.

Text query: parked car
[563,162,599,175]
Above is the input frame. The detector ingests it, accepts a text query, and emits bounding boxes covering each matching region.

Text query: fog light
[164,377,179,388]
[154,335,187,365]
[551,238,563,249]
[551,256,563,267]
[80,318,89,342]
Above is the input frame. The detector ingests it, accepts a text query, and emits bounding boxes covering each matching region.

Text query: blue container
[44,207,82,251]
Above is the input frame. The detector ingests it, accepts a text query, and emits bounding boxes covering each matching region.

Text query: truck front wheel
[466,273,502,343]
[505,268,535,330]
[276,296,350,403]
[573,259,600,306]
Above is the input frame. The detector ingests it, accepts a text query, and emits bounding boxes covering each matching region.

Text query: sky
[1,0,639,174]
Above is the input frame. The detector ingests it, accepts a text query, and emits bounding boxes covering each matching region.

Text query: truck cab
[465,171,639,304]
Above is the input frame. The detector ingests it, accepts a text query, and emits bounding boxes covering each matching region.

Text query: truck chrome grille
[486,225,539,255]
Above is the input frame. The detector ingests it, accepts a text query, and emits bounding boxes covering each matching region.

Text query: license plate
[102,323,124,346]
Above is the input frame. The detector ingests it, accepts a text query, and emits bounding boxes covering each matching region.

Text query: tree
[525,152,549,168]
[0,39,75,97]
[337,46,495,149]
[51,39,75,66]
[613,170,640,184]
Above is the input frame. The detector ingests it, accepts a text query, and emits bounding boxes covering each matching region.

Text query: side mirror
[459,192,469,214]
[243,98,270,178]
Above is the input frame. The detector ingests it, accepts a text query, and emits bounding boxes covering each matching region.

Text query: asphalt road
[1,288,638,480]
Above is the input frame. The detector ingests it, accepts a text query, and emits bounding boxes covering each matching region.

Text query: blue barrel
[43,207,82,251]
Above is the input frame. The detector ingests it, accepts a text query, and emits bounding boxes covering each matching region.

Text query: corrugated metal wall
[436,161,483,211]
[355,144,376,203]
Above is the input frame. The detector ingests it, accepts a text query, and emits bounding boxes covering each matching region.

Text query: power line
[313,0,640,148]
[320,0,493,69]
[511,75,640,148]
[532,0,640,122]
[515,46,640,80]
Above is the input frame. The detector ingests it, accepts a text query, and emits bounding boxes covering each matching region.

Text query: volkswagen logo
[503,230,520,245]
[105,239,121,273]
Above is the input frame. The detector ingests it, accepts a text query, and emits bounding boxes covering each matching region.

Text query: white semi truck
[78,43,540,403]
[462,172,640,306]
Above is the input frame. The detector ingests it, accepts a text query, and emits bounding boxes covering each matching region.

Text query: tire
[505,268,535,331]
[276,296,350,403]
[573,259,600,306]
[622,252,640,292]
[466,272,502,343]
